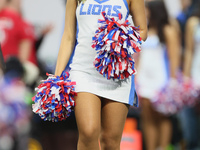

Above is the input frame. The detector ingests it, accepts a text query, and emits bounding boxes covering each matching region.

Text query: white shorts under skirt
[69,70,138,106]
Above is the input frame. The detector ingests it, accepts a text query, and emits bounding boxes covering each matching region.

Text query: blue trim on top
[76,19,79,40]
[122,0,129,19]
[164,48,170,79]
[129,75,139,107]
[94,0,109,4]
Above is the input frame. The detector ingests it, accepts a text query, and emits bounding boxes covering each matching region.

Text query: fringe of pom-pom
[181,77,200,107]
[32,71,76,122]
[92,12,142,80]
[152,78,184,115]
[152,76,200,115]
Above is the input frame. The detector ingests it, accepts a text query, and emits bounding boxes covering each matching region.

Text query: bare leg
[74,92,101,150]
[158,115,172,150]
[100,99,129,150]
[141,98,158,150]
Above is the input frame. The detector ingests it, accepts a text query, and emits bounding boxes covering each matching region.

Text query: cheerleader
[136,1,180,150]
[183,3,200,87]
[180,1,200,149]
[54,0,147,149]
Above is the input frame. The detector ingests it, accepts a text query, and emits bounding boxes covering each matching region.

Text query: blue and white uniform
[69,0,138,106]
[136,34,169,102]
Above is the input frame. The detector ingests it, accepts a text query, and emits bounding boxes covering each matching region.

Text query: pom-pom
[181,77,200,107]
[152,78,184,115]
[92,12,142,80]
[152,75,200,115]
[32,71,76,122]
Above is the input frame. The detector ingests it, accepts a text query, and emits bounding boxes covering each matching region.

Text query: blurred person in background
[0,0,40,87]
[0,0,53,88]
[0,0,37,149]
[179,0,200,149]
[136,0,180,150]
[0,0,32,63]
[0,54,30,150]
[0,56,31,150]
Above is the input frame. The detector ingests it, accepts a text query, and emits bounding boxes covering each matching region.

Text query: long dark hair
[146,0,170,43]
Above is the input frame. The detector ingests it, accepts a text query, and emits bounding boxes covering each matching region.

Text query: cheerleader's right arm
[129,0,148,41]
[183,16,198,77]
[54,0,77,76]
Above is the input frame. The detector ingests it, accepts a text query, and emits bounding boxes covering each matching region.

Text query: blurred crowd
[134,0,200,150]
[0,0,200,150]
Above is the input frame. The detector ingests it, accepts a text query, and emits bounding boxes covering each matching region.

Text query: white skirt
[69,70,138,106]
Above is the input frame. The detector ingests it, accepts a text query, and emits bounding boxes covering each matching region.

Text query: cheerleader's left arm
[183,17,198,78]
[164,24,181,78]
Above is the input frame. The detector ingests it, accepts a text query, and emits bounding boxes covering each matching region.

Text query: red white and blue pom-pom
[181,77,200,107]
[152,78,184,115]
[32,71,76,122]
[92,12,142,80]
[152,75,200,115]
